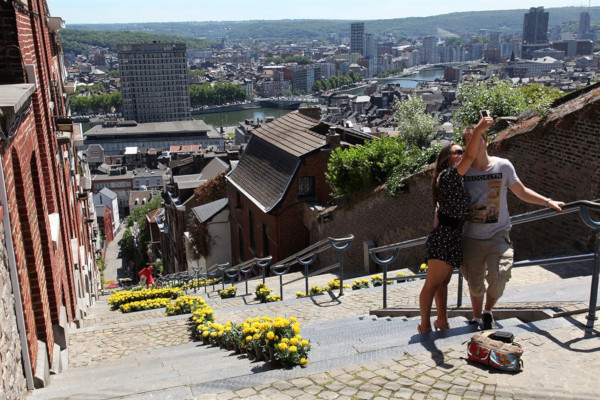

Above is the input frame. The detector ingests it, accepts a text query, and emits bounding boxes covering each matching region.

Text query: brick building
[0,0,99,394]
[226,111,369,265]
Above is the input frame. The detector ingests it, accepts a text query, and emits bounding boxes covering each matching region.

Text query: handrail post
[270,264,290,301]
[256,256,273,287]
[216,262,230,292]
[329,235,354,296]
[370,248,400,309]
[296,253,318,296]
[192,267,201,293]
[457,269,463,308]
[579,204,600,328]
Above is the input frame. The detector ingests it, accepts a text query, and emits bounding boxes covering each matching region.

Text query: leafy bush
[326,137,438,198]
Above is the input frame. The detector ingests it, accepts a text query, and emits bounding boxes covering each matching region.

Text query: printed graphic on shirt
[464,173,502,224]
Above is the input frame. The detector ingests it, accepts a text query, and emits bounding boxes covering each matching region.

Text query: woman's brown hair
[431,143,456,208]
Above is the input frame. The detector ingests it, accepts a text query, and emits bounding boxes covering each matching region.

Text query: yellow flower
[300,358,308,365]
[290,316,297,323]
[245,336,252,342]
[210,332,217,338]
[278,342,287,350]
[266,331,275,340]
[281,338,289,344]
[202,331,209,337]
[290,338,298,346]
[301,339,309,347]
[292,325,301,334]
[289,346,297,353]
[253,333,260,340]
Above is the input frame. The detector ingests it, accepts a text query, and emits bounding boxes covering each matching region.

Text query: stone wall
[308,90,600,275]
[0,222,28,399]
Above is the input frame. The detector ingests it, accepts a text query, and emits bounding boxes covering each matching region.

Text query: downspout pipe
[0,155,35,390]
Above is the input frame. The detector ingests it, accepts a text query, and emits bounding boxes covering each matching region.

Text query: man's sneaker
[482,313,495,330]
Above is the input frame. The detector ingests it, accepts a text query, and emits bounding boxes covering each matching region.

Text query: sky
[46,1,590,25]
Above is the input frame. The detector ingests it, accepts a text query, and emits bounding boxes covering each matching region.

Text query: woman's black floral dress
[425,164,470,268]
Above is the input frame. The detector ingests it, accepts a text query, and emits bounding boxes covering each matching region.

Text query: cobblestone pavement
[193,312,600,400]
[59,261,600,399]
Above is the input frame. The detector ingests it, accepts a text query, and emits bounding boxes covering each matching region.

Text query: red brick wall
[0,0,94,375]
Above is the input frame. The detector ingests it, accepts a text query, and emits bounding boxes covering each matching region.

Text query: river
[193,68,446,127]
[193,107,292,127]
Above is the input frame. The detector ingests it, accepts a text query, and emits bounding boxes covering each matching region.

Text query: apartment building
[118,42,191,123]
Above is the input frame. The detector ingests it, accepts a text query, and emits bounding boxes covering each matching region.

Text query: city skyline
[47,0,589,25]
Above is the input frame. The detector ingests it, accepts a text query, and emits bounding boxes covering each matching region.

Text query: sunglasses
[451,149,464,155]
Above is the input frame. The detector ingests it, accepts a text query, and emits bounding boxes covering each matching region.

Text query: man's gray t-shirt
[463,157,519,239]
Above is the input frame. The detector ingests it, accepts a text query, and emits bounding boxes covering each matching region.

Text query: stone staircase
[29,308,573,399]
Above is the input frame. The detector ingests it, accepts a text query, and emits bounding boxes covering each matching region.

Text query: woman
[138,265,155,288]
[418,114,493,334]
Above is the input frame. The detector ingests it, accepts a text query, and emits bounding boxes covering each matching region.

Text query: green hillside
[64,6,600,40]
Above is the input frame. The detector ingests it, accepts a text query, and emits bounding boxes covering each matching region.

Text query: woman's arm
[456,115,494,175]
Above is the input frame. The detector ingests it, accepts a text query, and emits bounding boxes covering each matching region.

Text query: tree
[120,195,163,269]
[454,78,564,127]
[393,96,440,148]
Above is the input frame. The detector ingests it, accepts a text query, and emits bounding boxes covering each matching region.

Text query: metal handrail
[370,200,600,328]
[269,235,354,300]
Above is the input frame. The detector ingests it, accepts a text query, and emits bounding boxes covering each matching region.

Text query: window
[238,227,245,262]
[298,176,315,198]
[249,210,255,250]
[262,223,270,256]
[236,190,242,209]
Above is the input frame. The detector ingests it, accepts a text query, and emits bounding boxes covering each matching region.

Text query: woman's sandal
[433,319,450,331]
[417,323,432,334]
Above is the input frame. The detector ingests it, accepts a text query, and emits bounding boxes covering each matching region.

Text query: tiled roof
[252,111,325,157]
[192,198,229,223]
[227,111,335,212]
[227,135,300,213]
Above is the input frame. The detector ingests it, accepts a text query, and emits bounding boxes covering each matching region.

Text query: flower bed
[165,296,207,316]
[108,288,183,309]
[182,278,220,291]
[352,279,370,290]
[119,298,172,313]
[219,286,237,299]
[193,307,311,368]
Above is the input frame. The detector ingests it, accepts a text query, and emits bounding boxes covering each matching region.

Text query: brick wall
[0,0,100,386]
[0,220,28,399]
[309,94,600,274]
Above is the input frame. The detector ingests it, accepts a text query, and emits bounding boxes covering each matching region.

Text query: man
[461,127,564,329]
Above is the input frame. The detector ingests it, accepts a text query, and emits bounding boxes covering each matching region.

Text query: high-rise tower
[522,6,549,45]
[521,7,549,59]
[350,22,365,59]
[119,42,191,123]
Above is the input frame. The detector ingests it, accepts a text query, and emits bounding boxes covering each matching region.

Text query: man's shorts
[460,230,514,298]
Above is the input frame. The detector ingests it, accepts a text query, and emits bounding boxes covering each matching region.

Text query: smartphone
[480,110,490,118]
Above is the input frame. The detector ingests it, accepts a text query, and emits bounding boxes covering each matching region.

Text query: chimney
[326,128,341,149]
[298,105,321,120]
